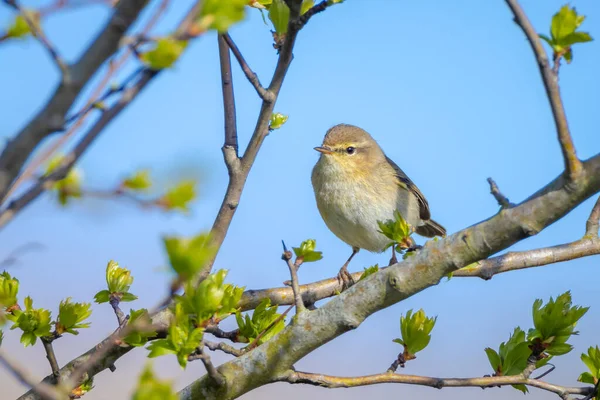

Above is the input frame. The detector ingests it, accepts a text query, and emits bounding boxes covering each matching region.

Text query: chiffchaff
[311,124,445,286]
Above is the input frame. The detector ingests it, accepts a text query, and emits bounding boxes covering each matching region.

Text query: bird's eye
[346,146,356,154]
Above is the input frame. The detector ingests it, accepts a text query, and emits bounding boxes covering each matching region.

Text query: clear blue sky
[1,1,600,399]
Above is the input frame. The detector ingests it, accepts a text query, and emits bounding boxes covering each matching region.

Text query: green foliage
[579,346,600,388]
[94,260,137,304]
[269,0,290,34]
[269,112,288,130]
[71,376,94,398]
[484,328,531,394]
[197,0,247,33]
[56,298,91,335]
[45,155,83,206]
[177,269,244,323]
[140,38,189,70]
[5,10,40,39]
[123,309,156,347]
[539,5,593,64]
[160,180,196,211]
[122,170,152,191]
[527,291,588,357]
[10,296,52,347]
[392,309,436,358]
[358,264,379,281]
[378,210,412,249]
[236,298,285,345]
[147,303,203,368]
[162,232,217,281]
[292,239,323,263]
[132,364,177,400]
[0,271,19,309]
[300,0,314,15]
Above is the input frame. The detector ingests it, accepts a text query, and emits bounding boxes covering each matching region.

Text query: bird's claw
[337,265,355,291]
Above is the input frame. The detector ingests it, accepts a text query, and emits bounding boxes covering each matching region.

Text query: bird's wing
[385,156,431,221]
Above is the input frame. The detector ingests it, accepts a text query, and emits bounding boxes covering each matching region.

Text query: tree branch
[282,241,305,313]
[222,33,273,102]
[504,0,582,180]
[217,34,239,152]
[40,338,60,382]
[487,177,513,208]
[204,340,244,357]
[109,295,126,325]
[188,343,226,386]
[0,351,64,400]
[3,0,70,77]
[291,0,329,31]
[179,154,600,400]
[585,196,600,237]
[0,0,149,202]
[276,370,593,399]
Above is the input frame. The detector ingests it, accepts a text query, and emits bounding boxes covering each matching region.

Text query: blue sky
[1,1,600,399]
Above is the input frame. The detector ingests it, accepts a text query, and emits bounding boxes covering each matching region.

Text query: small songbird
[311,124,446,286]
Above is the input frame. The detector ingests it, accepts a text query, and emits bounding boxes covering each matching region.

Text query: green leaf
[0,271,19,309]
[269,112,288,130]
[395,309,437,357]
[578,346,600,386]
[93,290,110,304]
[485,348,501,372]
[96,260,137,303]
[377,210,412,245]
[45,155,83,206]
[132,364,177,400]
[10,296,52,347]
[160,180,197,212]
[163,232,218,281]
[71,376,94,398]
[292,239,323,263]
[269,0,290,34]
[140,38,189,70]
[122,170,152,191]
[123,309,156,347]
[358,264,379,282]
[197,0,247,33]
[578,371,596,385]
[300,0,314,15]
[177,269,244,324]
[56,297,92,335]
[551,5,584,42]
[5,10,40,39]
[561,31,593,46]
[236,298,285,345]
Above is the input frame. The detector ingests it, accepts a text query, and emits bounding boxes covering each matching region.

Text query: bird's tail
[416,219,446,238]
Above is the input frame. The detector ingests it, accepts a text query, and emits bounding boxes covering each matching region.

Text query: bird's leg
[338,247,359,290]
[388,245,398,266]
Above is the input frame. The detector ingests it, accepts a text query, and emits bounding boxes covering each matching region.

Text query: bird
[311,123,446,287]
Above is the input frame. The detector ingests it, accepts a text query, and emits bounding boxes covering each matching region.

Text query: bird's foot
[406,244,423,253]
[388,251,398,266]
[337,264,355,291]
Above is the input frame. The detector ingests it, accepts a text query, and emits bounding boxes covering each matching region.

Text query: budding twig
[282,241,305,313]
[188,342,225,386]
[204,340,244,357]
[487,178,514,208]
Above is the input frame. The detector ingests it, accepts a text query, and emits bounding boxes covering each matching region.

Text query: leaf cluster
[163,232,217,281]
[9,296,51,347]
[140,38,189,70]
[377,210,412,250]
[393,309,436,359]
[45,155,83,206]
[539,5,593,64]
[122,170,152,192]
[292,239,323,263]
[0,271,19,310]
[358,264,379,282]
[123,309,155,347]
[160,180,197,212]
[269,112,288,130]
[579,346,600,389]
[132,364,177,400]
[236,298,285,345]
[484,328,531,393]
[94,260,138,303]
[56,297,92,335]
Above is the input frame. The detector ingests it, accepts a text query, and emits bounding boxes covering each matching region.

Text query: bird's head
[314,124,384,171]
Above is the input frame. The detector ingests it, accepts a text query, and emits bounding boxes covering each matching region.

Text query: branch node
[487,178,514,208]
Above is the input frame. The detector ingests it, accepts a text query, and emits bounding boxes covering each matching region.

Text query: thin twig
[222,33,273,101]
[188,343,225,386]
[585,196,600,237]
[41,338,60,382]
[487,178,513,208]
[246,304,293,351]
[277,370,594,399]
[0,351,64,400]
[204,325,243,342]
[282,241,305,313]
[108,295,126,325]
[4,0,70,77]
[292,0,329,31]
[217,34,239,152]
[204,340,244,357]
[504,0,582,180]
[38,0,113,17]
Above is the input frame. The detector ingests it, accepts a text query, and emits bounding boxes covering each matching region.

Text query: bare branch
[38,0,114,17]
[504,0,582,180]
[292,0,330,31]
[487,177,513,208]
[109,296,126,325]
[40,338,60,382]
[277,370,593,399]
[188,344,225,386]
[222,33,273,102]
[3,0,70,77]
[282,241,305,313]
[2,0,169,204]
[0,0,149,202]
[585,196,600,237]
[217,34,239,152]
[205,325,243,342]
[0,351,64,400]
[204,340,244,357]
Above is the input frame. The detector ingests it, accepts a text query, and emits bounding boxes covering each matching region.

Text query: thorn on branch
[487,178,514,209]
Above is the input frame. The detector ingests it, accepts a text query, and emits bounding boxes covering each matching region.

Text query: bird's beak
[314,146,333,155]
